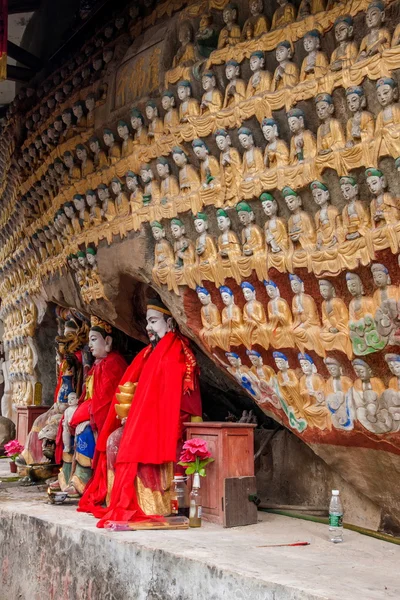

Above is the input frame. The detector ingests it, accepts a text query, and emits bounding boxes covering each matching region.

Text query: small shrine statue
[297,0,325,20]
[200,71,223,114]
[324,357,354,431]
[224,352,254,386]
[150,221,177,292]
[273,352,303,419]
[311,180,342,251]
[196,286,221,349]
[177,80,200,122]
[72,101,87,131]
[130,108,149,145]
[330,15,358,72]
[111,177,130,216]
[346,272,385,355]
[222,60,246,108]
[271,41,299,91]
[356,1,391,62]
[161,91,179,134]
[103,128,121,165]
[126,171,143,217]
[238,126,264,181]
[246,51,271,98]
[315,93,345,155]
[216,208,241,283]
[214,286,251,349]
[192,138,220,189]
[287,108,317,164]
[61,108,76,140]
[271,0,296,30]
[140,163,160,205]
[365,167,400,254]
[89,136,108,170]
[345,86,375,148]
[215,128,242,206]
[261,118,289,169]
[172,21,197,68]
[374,78,400,163]
[371,263,399,339]
[85,93,96,127]
[146,101,163,141]
[339,176,371,268]
[170,218,196,272]
[76,144,94,178]
[351,359,388,434]
[283,186,316,270]
[73,194,89,227]
[62,392,79,454]
[241,0,269,41]
[218,3,241,49]
[195,14,219,59]
[236,201,264,279]
[319,279,352,358]
[171,146,201,206]
[240,281,269,350]
[298,353,331,431]
[247,350,277,395]
[300,30,329,82]
[192,212,219,286]
[290,274,325,357]
[117,120,134,158]
[260,193,289,273]
[156,157,179,204]
[63,151,81,181]
[64,202,82,235]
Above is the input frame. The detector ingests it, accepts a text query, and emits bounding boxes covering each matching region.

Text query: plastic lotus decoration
[178,438,214,477]
[4,440,24,462]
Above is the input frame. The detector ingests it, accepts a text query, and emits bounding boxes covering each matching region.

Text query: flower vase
[9,461,17,473]
[189,472,202,528]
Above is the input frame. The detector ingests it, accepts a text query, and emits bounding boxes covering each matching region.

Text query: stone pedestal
[184,422,256,526]
[16,406,49,445]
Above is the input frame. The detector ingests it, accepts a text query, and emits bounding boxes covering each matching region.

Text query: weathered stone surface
[0,416,16,454]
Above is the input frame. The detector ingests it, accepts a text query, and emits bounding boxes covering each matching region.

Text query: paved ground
[0,459,399,600]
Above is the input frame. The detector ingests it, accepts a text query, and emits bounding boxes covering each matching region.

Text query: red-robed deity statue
[78,299,202,528]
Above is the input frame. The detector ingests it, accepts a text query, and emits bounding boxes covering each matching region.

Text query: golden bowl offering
[116,392,134,404]
[115,403,131,419]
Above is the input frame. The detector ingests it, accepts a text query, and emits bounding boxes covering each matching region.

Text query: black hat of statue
[146,298,172,316]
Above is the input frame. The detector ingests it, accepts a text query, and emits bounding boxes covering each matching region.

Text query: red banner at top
[0,0,7,81]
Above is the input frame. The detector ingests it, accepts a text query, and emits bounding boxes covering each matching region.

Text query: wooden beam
[8,0,41,14]
[7,65,33,82]
[7,41,42,71]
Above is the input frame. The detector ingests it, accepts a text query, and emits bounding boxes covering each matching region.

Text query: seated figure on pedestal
[197,286,221,349]
[223,60,246,108]
[346,272,385,356]
[200,71,223,114]
[382,354,400,431]
[236,201,265,280]
[126,171,143,226]
[76,144,94,179]
[172,21,197,68]
[271,41,299,91]
[161,91,179,135]
[287,108,317,165]
[130,109,149,145]
[273,352,304,421]
[216,208,241,283]
[290,274,325,357]
[324,357,354,431]
[146,101,163,142]
[351,358,390,434]
[242,0,269,40]
[271,0,295,30]
[356,1,391,62]
[246,52,272,98]
[215,128,242,207]
[284,186,316,271]
[195,14,219,59]
[155,157,178,220]
[300,30,329,82]
[247,350,278,401]
[339,175,372,269]
[172,146,201,214]
[192,213,220,286]
[261,118,289,169]
[117,121,134,158]
[371,263,399,341]
[315,93,345,156]
[79,300,202,525]
[241,281,270,349]
[89,136,108,170]
[140,163,160,208]
[318,279,352,358]
[365,167,399,254]
[110,177,130,217]
[213,286,251,350]
[171,218,196,287]
[311,180,342,275]
[260,193,289,273]
[218,3,241,49]
[298,353,331,431]
[330,16,358,72]
[151,221,177,293]
[103,129,121,166]
[374,78,400,163]
[238,126,264,186]
[177,80,200,123]
[297,0,325,20]
[345,86,375,151]
[192,139,220,189]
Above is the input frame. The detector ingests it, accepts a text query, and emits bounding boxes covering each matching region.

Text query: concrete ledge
[0,485,399,600]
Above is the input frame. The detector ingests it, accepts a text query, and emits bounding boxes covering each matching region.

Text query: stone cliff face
[2,0,400,532]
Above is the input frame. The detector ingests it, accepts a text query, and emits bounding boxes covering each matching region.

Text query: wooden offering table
[16,406,49,446]
[184,422,257,527]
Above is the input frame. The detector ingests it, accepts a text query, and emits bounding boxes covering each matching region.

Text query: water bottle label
[329,514,343,527]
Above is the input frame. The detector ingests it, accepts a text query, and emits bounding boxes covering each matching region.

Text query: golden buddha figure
[222,60,246,109]
[366,167,400,254]
[155,157,178,220]
[392,23,400,47]
[319,279,352,359]
[110,177,130,217]
[126,171,144,230]
[260,193,289,273]
[86,190,102,227]
[89,137,108,171]
[324,357,354,431]
[172,21,197,68]
[75,144,94,179]
[150,221,177,294]
[192,138,220,189]
[300,30,329,82]
[315,93,345,156]
[215,128,242,207]
[247,350,277,393]
[261,118,290,169]
[345,87,375,164]
[161,91,179,135]
[146,101,163,142]
[214,286,252,350]
[330,16,358,72]
[351,359,387,433]
[103,129,121,166]
[170,218,196,287]
[117,121,134,158]
[298,353,331,431]
[287,108,317,165]
[264,280,294,348]
[130,109,149,145]
[97,184,116,222]
[242,0,269,41]
[63,151,81,182]
[140,163,160,210]
[273,352,302,416]
[297,0,325,20]
[271,41,299,92]
[196,286,221,349]
[310,180,343,275]
[200,71,223,114]
[371,263,399,311]
[236,201,265,281]
[63,202,82,235]
[290,274,325,358]
[223,352,255,387]
[216,208,242,284]
[192,212,220,287]
[246,52,272,99]
[85,93,95,128]
[356,1,391,63]
[177,80,200,123]
[271,0,296,30]
[195,13,219,60]
[218,3,241,49]
[374,78,400,163]
[171,146,201,214]
[241,281,270,350]
[346,272,385,356]
[339,176,372,269]
[238,126,264,194]
[284,187,316,271]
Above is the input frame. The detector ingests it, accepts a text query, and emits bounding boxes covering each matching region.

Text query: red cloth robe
[78,332,202,527]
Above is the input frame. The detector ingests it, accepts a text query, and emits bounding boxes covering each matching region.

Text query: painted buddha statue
[222,60,246,109]
[75,144,94,179]
[150,221,177,293]
[241,0,269,41]
[216,208,241,283]
[324,357,354,431]
[310,180,343,275]
[374,77,400,163]
[103,129,121,165]
[260,193,288,273]
[287,108,317,165]
[192,138,220,189]
[195,14,219,59]
[171,146,201,214]
[300,30,329,82]
[315,93,345,155]
[196,286,221,349]
[140,163,160,207]
[271,0,296,30]
[284,186,316,270]
[297,0,325,19]
[351,359,387,433]
[214,286,252,350]
[319,279,352,359]
[264,281,294,348]
[290,274,325,357]
[177,80,200,123]
[339,175,372,269]
[172,21,197,68]
[236,201,265,281]
[170,218,196,287]
[273,352,303,418]
[156,157,179,217]
[146,101,163,142]
[215,128,242,207]
[298,353,331,431]
[238,126,264,182]
[346,272,384,356]
[271,41,299,91]
[218,3,241,49]
[261,118,289,169]
[246,51,272,98]
[130,109,149,145]
[161,91,179,135]
[365,167,400,254]
[192,212,220,287]
[200,71,223,115]
[356,1,391,62]
[126,171,144,229]
[345,86,375,152]
[117,120,134,158]
[240,281,270,350]
[330,15,358,72]
[89,136,108,170]
[110,177,130,217]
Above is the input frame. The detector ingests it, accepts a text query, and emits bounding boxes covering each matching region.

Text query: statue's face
[62,112,71,125]
[227,355,240,368]
[335,21,351,42]
[156,163,168,178]
[340,182,357,201]
[131,116,140,129]
[73,105,83,118]
[87,253,96,266]
[111,181,120,194]
[86,194,96,206]
[366,6,383,28]
[64,206,74,219]
[388,360,400,376]
[367,175,384,195]
[262,124,276,142]
[73,198,84,211]
[276,44,289,62]
[140,168,151,183]
[353,363,369,380]
[304,35,318,52]
[217,216,229,231]
[78,256,86,268]
[312,188,329,206]
[285,194,301,212]
[89,141,99,153]
[93,58,103,70]
[88,330,110,359]
[177,86,189,101]
[146,106,155,120]
[238,210,252,225]
[146,309,170,345]
[172,152,186,167]
[86,96,95,111]
[274,357,287,371]
[103,133,113,147]
[199,15,210,29]
[67,392,78,406]
[216,134,229,151]
[221,291,232,306]
[152,227,164,241]
[197,292,210,305]
[242,287,255,301]
[171,223,184,239]
[288,116,303,133]
[266,284,278,299]
[250,0,262,15]
[372,269,388,288]
[194,218,206,233]
[225,65,236,80]
[117,125,128,139]
[126,176,138,190]
[346,276,361,296]
[250,55,263,72]
[316,100,332,120]
[202,76,214,91]
[97,189,106,201]
[64,154,73,168]
[300,359,313,376]
[54,120,63,132]
[223,7,234,23]
[178,23,191,43]
[346,92,362,112]
[249,354,262,368]
[290,279,302,294]
[319,281,333,300]
[162,95,173,110]
[193,145,207,160]
[76,148,86,161]
[103,50,113,63]
[238,133,252,149]
[377,83,396,107]
[326,362,341,378]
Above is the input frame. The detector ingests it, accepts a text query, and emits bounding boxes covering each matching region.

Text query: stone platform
[0,461,399,600]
